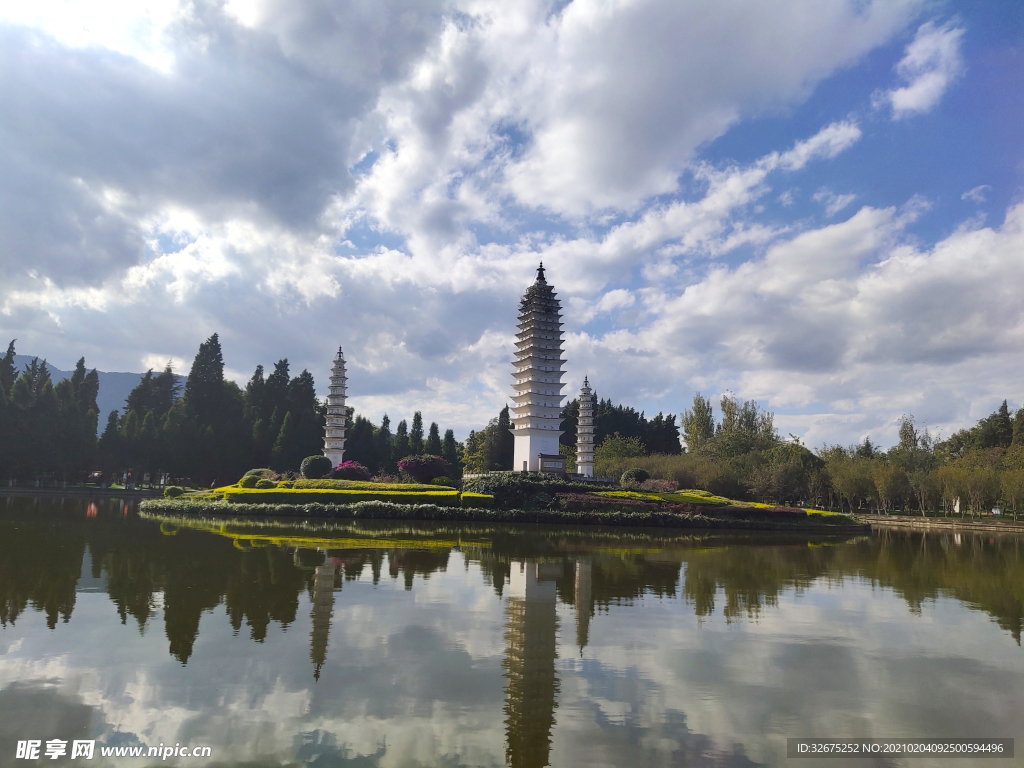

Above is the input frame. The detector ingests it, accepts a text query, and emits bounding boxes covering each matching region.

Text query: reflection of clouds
[1,544,1023,767]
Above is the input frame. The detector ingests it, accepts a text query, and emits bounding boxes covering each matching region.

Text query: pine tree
[426,422,442,455]
[410,412,424,454]
[184,334,225,426]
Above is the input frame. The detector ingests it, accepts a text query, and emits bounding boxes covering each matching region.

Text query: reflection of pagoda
[574,559,592,654]
[310,559,338,681]
[504,561,560,768]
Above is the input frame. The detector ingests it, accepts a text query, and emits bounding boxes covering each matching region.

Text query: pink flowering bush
[331,461,371,481]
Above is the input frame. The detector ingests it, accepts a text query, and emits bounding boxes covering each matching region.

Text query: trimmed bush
[621,468,651,487]
[430,476,456,487]
[300,455,333,480]
[164,486,184,498]
[462,472,596,510]
[397,455,452,483]
[239,475,259,488]
[330,461,372,481]
[461,492,494,508]
[143,497,863,531]
[222,487,461,507]
[294,479,428,491]
[254,479,277,489]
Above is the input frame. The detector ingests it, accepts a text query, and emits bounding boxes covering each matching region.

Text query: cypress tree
[98,410,121,474]
[393,419,410,460]
[426,422,442,455]
[410,412,424,454]
[496,405,513,469]
[0,340,15,395]
[270,412,296,472]
[441,429,460,476]
[375,414,394,472]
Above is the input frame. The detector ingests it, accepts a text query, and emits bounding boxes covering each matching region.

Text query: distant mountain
[12,355,186,421]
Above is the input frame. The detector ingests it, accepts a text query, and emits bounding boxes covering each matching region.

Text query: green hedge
[461,492,494,508]
[222,488,461,506]
[292,479,428,491]
[140,498,863,530]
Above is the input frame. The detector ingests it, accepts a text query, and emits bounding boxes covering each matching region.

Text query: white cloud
[961,184,990,204]
[813,188,858,217]
[876,20,965,119]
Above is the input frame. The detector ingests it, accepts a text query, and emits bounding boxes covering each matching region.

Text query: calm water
[1,496,1022,767]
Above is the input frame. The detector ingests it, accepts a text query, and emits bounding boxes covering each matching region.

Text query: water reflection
[1,496,1023,767]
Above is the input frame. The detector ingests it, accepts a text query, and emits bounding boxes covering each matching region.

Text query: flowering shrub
[397,455,451,483]
[331,461,372,481]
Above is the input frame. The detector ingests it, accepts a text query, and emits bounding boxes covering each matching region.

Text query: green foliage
[595,434,646,461]
[300,455,332,479]
[620,467,651,486]
[254,479,277,489]
[682,392,715,453]
[164,486,184,498]
[462,472,595,510]
[222,487,462,506]
[293,479,428,490]
[430,476,456,487]
[460,492,494,508]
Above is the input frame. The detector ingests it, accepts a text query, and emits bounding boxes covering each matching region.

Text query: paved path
[855,512,1024,535]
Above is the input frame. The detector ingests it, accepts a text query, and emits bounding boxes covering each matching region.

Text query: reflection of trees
[0,517,84,628]
[834,530,1024,643]
[680,545,830,619]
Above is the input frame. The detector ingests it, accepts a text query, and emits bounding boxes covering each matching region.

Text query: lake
[0,495,1021,767]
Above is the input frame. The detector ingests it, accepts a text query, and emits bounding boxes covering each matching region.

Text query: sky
[0,0,1022,448]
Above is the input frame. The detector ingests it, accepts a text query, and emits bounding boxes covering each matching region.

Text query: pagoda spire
[323,347,348,466]
[576,377,595,477]
[510,267,566,473]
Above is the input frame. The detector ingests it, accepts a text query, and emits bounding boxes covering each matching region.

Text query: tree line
[598,391,1024,518]
[0,336,466,485]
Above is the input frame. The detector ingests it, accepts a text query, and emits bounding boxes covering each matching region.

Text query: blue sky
[0,0,1022,447]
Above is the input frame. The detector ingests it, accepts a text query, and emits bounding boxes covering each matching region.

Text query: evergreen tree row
[0,342,99,482]
[344,410,464,477]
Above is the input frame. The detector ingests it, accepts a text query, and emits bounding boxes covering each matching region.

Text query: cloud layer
[0,0,1014,448]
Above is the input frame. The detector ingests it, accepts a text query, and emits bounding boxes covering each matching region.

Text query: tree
[426,421,442,455]
[410,412,424,454]
[393,419,410,461]
[684,393,716,454]
[0,340,15,395]
[1001,469,1024,521]
[441,428,462,476]
[594,433,646,462]
[374,414,394,473]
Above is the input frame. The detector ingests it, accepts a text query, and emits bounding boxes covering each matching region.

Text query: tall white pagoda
[576,377,595,477]
[323,347,348,466]
[511,263,566,473]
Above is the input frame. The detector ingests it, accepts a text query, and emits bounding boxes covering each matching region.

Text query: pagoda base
[512,429,562,472]
[324,450,345,467]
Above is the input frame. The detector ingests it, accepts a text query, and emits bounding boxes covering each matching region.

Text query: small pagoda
[323,347,348,466]
[511,263,566,473]
[576,377,595,477]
